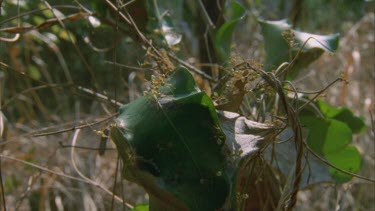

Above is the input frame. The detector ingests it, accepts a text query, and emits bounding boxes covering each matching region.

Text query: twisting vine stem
[245,63,304,210]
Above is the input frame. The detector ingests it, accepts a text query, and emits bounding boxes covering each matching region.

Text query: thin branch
[110,154,121,211]
[196,0,215,28]
[288,36,337,72]
[0,5,82,25]
[168,53,215,82]
[0,62,116,107]
[0,154,133,207]
[0,154,90,183]
[2,83,71,109]
[70,129,133,209]
[246,63,304,210]
[77,86,124,107]
[83,35,116,52]
[43,1,99,89]
[119,0,138,8]
[370,110,375,142]
[58,142,116,151]
[32,113,117,137]
[0,33,20,42]
[104,61,153,71]
[297,78,342,112]
[304,142,375,183]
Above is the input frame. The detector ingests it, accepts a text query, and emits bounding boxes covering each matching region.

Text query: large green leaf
[259,19,339,78]
[265,128,332,189]
[299,116,352,154]
[258,19,291,70]
[316,100,366,134]
[299,116,362,183]
[265,125,361,187]
[285,100,365,185]
[111,67,229,210]
[214,2,246,62]
[325,146,362,183]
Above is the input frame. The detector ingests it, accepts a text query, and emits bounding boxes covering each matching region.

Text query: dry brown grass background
[0,2,374,210]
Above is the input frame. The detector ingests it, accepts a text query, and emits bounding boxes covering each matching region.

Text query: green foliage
[300,117,352,155]
[297,100,366,183]
[2,0,371,209]
[316,100,366,134]
[129,204,149,211]
[257,17,364,184]
[258,19,290,69]
[111,67,230,210]
[27,65,42,80]
[325,146,362,183]
[214,2,246,62]
[259,19,339,78]
[299,115,362,183]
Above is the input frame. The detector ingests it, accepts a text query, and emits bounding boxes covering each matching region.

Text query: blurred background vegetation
[0,0,374,210]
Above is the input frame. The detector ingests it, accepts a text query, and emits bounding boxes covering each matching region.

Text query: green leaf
[28,65,41,80]
[214,2,246,62]
[299,116,362,183]
[315,100,342,117]
[299,116,352,154]
[161,67,200,96]
[265,128,333,189]
[225,1,246,20]
[296,100,365,184]
[265,127,358,188]
[129,204,149,211]
[325,146,362,183]
[111,67,229,210]
[293,30,339,51]
[316,100,366,134]
[259,19,291,70]
[259,19,339,78]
